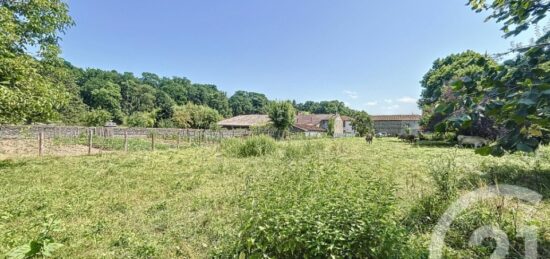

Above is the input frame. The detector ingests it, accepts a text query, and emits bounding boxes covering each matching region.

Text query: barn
[217,113,355,137]
[371,115,421,135]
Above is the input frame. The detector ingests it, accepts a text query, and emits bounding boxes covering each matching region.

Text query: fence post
[88,128,93,155]
[177,130,181,149]
[151,131,155,151]
[124,129,128,152]
[38,130,44,157]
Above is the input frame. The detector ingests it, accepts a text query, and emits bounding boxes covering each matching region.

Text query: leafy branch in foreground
[6,216,64,259]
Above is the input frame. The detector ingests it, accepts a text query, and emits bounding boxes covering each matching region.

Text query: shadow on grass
[0,159,28,170]
[465,163,550,200]
[415,140,456,148]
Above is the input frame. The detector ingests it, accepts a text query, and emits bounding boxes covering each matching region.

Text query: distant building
[216,114,270,129]
[341,116,355,136]
[295,113,345,137]
[217,113,355,137]
[371,115,421,135]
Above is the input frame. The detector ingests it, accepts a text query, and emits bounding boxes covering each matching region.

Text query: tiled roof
[293,124,326,132]
[217,114,270,127]
[218,113,345,131]
[371,115,422,121]
[295,114,335,125]
[340,115,353,121]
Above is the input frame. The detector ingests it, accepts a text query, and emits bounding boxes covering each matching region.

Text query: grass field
[0,137,548,258]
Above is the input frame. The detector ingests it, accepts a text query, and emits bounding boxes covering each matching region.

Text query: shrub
[171,103,222,129]
[83,109,112,126]
[267,101,295,139]
[155,118,175,128]
[221,136,277,158]
[127,112,155,128]
[227,161,412,258]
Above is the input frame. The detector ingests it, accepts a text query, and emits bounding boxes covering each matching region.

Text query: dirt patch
[0,139,107,159]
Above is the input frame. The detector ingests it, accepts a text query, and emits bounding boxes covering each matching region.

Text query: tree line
[419,0,549,155]
[0,0,364,130]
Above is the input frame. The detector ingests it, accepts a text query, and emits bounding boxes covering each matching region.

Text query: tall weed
[227,160,414,258]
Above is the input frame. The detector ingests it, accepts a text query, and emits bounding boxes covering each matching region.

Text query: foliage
[127,112,156,128]
[153,91,175,124]
[1,138,549,257]
[419,51,500,136]
[221,135,277,157]
[228,90,269,115]
[267,101,296,138]
[471,42,549,155]
[429,2,550,155]
[7,216,64,259]
[83,109,112,126]
[171,103,222,129]
[231,161,411,258]
[0,0,73,58]
[351,111,373,136]
[187,84,231,117]
[294,100,356,116]
[327,117,335,136]
[0,0,73,124]
[468,0,550,38]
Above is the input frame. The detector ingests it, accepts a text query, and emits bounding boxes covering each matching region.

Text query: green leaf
[475,146,492,156]
[6,244,31,259]
[518,98,536,105]
[516,143,534,153]
[42,243,64,257]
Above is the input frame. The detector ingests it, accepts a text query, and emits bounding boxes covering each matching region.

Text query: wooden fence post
[38,130,44,157]
[177,130,181,149]
[151,131,155,151]
[88,128,93,155]
[124,129,128,152]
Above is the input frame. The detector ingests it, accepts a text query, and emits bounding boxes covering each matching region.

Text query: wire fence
[0,126,253,158]
[0,125,322,159]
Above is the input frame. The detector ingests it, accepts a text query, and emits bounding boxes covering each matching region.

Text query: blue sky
[61,0,534,115]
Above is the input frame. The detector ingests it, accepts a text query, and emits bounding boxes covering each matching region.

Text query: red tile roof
[370,115,421,121]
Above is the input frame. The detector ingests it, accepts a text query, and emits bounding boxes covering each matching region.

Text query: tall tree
[267,101,296,139]
[419,51,500,137]
[229,91,269,115]
[351,111,373,137]
[0,0,73,124]
[439,0,550,155]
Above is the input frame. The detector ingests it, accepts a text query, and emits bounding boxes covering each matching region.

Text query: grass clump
[221,135,277,157]
[227,160,414,258]
[282,140,325,159]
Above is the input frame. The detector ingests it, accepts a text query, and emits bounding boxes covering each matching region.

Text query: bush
[171,103,222,129]
[127,112,155,128]
[226,161,413,258]
[221,136,277,158]
[155,118,175,128]
[83,109,112,126]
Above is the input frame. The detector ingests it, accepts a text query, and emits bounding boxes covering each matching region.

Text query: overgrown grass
[0,138,548,258]
[221,136,277,157]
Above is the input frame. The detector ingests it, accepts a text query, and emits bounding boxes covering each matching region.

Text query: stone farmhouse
[217,113,355,137]
[371,115,421,135]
